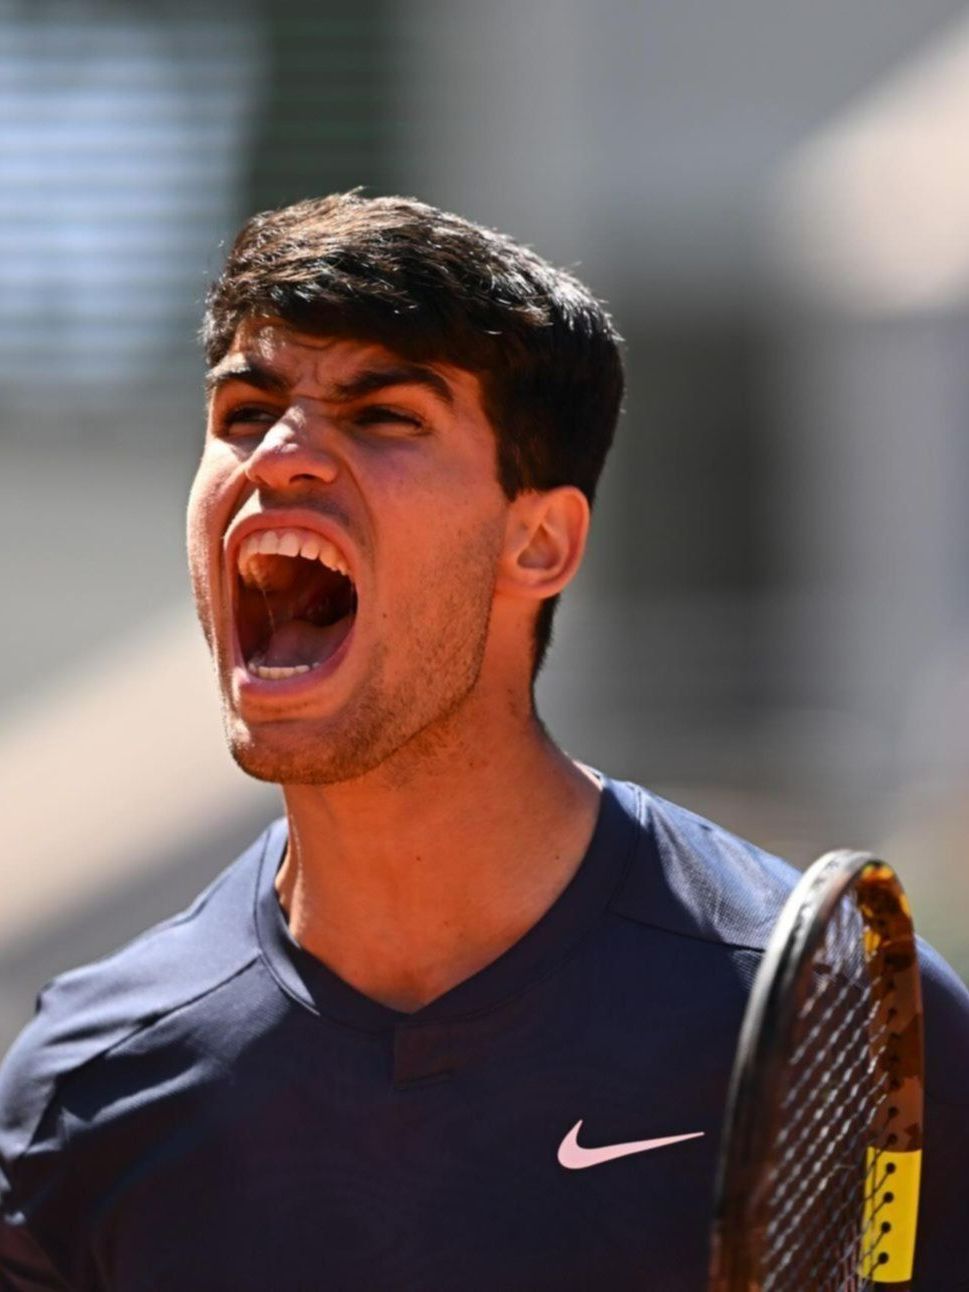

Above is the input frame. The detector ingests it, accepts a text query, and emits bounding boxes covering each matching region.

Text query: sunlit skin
[187,318,601,1012]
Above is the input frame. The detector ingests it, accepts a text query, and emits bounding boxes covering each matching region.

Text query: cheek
[186,454,229,594]
[400,505,506,609]
[185,477,209,582]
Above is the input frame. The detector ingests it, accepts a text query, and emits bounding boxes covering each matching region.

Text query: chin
[228,737,355,787]
[219,630,488,789]
[225,719,391,787]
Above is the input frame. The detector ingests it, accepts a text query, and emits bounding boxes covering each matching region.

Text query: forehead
[210,318,485,410]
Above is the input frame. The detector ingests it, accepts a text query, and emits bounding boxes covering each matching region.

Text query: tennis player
[1,194,967,1289]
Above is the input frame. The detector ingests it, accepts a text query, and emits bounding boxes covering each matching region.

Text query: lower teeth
[249,661,318,680]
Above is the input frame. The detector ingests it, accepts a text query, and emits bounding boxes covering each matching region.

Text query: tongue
[261,616,352,668]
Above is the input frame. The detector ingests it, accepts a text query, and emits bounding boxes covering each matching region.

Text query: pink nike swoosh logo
[557,1119,704,1169]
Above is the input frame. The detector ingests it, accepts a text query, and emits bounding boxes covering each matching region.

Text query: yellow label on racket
[860,1147,921,1282]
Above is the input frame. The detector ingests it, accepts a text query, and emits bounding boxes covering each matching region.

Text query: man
[1,193,967,1289]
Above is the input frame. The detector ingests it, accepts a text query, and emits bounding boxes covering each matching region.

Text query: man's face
[187,319,512,785]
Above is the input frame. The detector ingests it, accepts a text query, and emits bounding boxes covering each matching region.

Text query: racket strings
[764,1068,887,1287]
[787,956,885,1072]
[756,896,898,1290]
[765,1060,889,1275]
[775,905,880,1139]
[767,1071,892,1275]
[763,1054,883,1283]
[776,974,882,1144]
[771,989,889,1198]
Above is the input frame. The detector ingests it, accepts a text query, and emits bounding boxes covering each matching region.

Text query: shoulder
[0,819,283,1187]
[918,939,969,1107]
[605,777,801,951]
[605,776,969,1103]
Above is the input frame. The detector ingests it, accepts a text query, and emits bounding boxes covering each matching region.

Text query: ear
[496,487,590,603]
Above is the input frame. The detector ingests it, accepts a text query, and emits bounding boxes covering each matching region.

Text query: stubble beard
[219,545,500,788]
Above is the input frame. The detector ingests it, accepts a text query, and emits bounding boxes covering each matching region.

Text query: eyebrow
[330,363,455,409]
[204,356,288,397]
[205,356,455,409]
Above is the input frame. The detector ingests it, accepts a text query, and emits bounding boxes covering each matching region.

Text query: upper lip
[223,508,357,587]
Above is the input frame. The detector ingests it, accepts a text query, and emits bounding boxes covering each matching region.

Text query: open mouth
[233,528,357,680]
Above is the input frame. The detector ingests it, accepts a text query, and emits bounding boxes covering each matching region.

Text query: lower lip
[231,615,357,702]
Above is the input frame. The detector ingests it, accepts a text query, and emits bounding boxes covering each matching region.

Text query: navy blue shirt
[1,777,967,1289]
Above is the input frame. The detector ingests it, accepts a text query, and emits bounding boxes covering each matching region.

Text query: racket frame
[708,849,924,1291]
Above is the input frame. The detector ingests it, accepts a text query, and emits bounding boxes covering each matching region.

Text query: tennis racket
[709,850,924,1290]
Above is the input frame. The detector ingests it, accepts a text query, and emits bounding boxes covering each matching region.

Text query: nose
[243,412,339,490]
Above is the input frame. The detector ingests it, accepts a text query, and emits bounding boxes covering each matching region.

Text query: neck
[274,716,601,1013]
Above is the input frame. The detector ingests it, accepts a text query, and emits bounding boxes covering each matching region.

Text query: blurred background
[3,0,969,1052]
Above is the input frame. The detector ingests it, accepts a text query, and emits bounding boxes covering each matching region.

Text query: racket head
[709,850,924,1291]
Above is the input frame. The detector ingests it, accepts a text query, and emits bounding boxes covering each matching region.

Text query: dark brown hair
[202,192,625,678]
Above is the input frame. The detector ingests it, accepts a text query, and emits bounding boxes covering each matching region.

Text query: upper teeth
[237,527,350,584]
